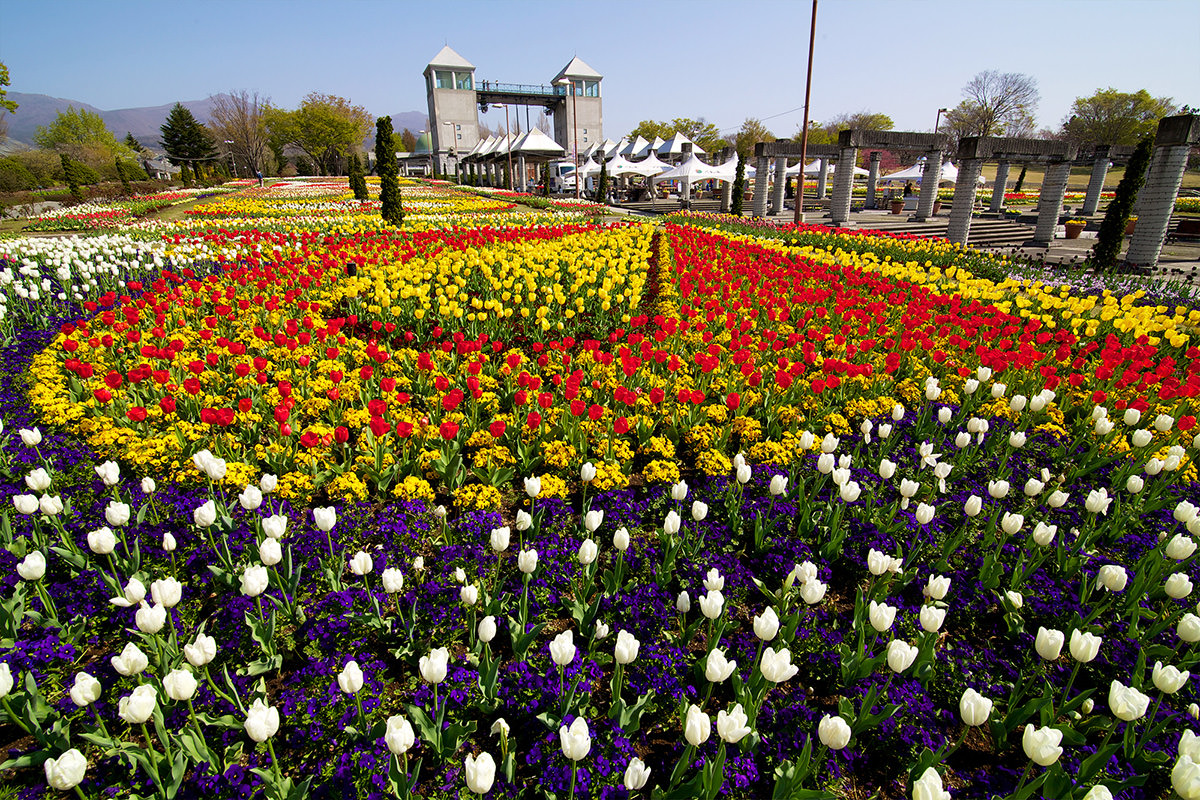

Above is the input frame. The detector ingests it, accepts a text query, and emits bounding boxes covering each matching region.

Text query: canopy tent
[785,160,869,177]
[658,132,705,157]
[589,153,668,178]
[717,154,756,178]
[651,154,734,185]
[579,156,604,177]
[619,136,649,158]
[463,135,494,161]
[635,136,666,160]
[636,152,674,174]
[598,138,622,160]
[879,159,984,184]
[511,128,565,157]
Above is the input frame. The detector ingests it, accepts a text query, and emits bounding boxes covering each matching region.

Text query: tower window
[455,72,473,90]
[584,81,599,97]
[435,70,453,89]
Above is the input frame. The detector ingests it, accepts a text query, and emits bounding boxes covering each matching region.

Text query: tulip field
[3,177,1200,800]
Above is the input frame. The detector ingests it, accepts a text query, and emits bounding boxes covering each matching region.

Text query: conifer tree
[61,153,84,202]
[376,117,402,225]
[160,103,217,179]
[1091,134,1154,272]
[596,158,608,203]
[731,156,746,216]
[115,157,131,196]
[348,153,368,200]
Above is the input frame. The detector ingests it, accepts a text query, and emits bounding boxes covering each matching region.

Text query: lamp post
[493,104,514,190]
[223,140,237,178]
[556,78,580,199]
[793,0,818,225]
[934,107,949,135]
[441,121,456,178]
[419,130,433,177]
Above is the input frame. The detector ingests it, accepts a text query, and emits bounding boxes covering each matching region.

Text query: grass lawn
[979,162,1200,190]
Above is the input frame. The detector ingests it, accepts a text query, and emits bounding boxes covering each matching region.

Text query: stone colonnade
[1127,115,1200,267]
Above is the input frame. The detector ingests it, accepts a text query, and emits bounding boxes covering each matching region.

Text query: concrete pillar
[989,161,1010,213]
[752,155,770,217]
[914,152,942,221]
[1127,141,1194,266]
[946,158,984,244]
[865,152,880,209]
[770,148,788,214]
[721,175,733,212]
[518,156,527,191]
[816,159,830,199]
[1081,148,1110,216]
[829,146,858,227]
[1032,160,1072,246]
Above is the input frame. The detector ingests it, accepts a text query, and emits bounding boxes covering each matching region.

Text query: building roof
[553,56,602,82]
[426,45,475,71]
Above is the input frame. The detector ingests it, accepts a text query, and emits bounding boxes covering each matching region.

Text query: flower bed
[2,187,1200,799]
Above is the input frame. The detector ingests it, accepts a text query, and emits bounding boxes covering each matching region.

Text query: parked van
[549,161,592,195]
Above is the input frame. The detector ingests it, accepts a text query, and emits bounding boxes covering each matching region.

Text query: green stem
[568,760,578,800]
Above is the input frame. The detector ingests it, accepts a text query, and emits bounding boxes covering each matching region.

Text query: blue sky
[2,0,1198,139]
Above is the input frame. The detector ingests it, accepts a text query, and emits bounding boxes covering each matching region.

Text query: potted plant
[890,197,905,214]
[932,198,942,215]
[1064,219,1087,240]
[1125,215,1138,236]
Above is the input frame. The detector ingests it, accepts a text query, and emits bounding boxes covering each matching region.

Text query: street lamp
[492,104,515,190]
[555,77,580,199]
[441,121,456,178]
[934,107,949,135]
[223,140,238,178]
[418,130,434,177]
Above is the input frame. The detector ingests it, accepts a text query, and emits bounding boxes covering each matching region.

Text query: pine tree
[596,159,608,203]
[124,132,144,153]
[376,117,402,226]
[541,163,551,197]
[1091,134,1154,272]
[731,156,746,216]
[61,153,84,202]
[348,153,368,201]
[115,157,131,196]
[180,163,192,187]
[1012,164,1028,194]
[160,103,217,179]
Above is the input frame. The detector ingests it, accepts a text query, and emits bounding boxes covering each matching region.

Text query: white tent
[716,154,756,178]
[786,160,869,177]
[511,128,565,157]
[465,135,495,161]
[880,159,983,184]
[636,152,674,174]
[595,153,668,177]
[620,136,649,158]
[658,132,705,157]
[635,136,666,159]
[596,138,621,159]
[651,154,733,185]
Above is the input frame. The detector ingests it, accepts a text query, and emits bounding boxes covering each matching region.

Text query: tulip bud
[477,615,497,643]
[817,714,851,749]
[964,495,983,517]
[1035,627,1064,660]
[518,549,538,574]
[613,527,630,552]
[959,688,993,726]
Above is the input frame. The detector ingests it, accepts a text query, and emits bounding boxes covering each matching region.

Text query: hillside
[1,92,427,149]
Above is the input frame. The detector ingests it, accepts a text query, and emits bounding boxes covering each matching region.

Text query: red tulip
[489,420,507,438]
[439,420,459,440]
[126,406,146,422]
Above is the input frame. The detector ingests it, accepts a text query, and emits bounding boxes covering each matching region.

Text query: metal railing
[476,81,565,97]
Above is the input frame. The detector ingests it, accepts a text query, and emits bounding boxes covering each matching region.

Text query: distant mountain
[2,93,428,150]
[3,93,222,148]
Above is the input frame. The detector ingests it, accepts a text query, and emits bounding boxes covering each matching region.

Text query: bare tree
[208,90,270,175]
[952,71,1040,137]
